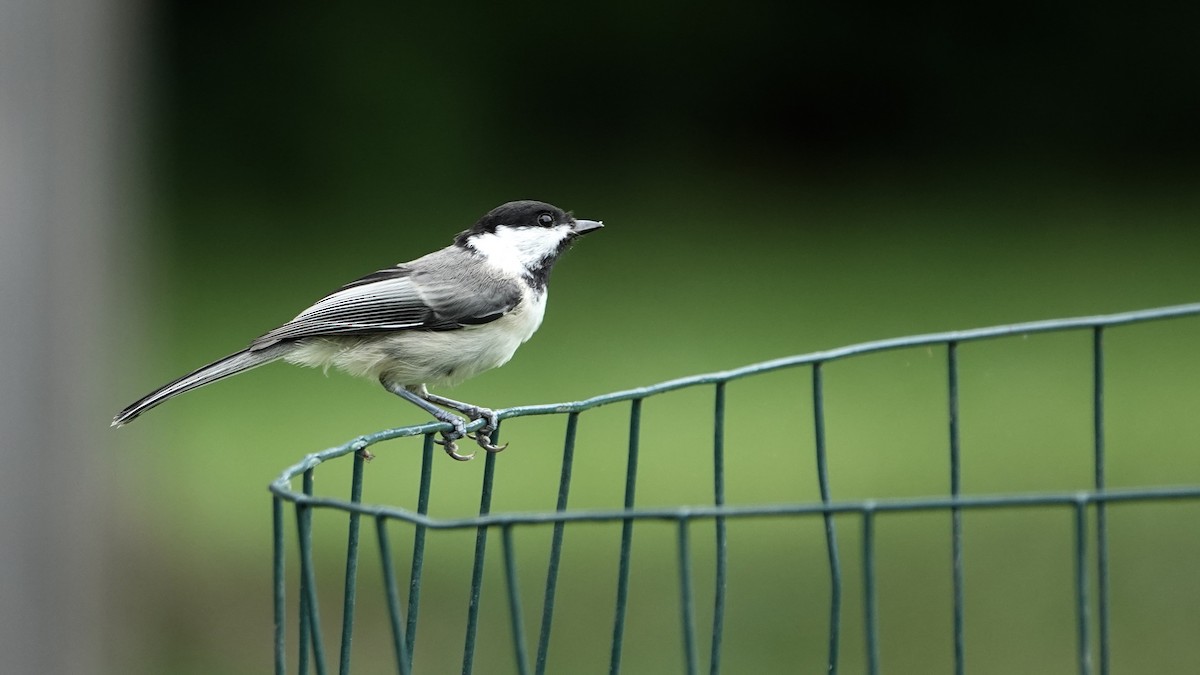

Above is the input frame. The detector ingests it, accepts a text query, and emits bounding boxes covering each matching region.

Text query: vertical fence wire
[535,413,580,675]
[405,433,436,668]
[274,496,286,675]
[948,342,966,675]
[298,494,310,673]
[337,454,366,675]
[609,398,643,675]
[297,468,327,675]
[461,428,500,675]
[677,518,699,675]
[375,517,411,675]
[502,525,532,675]
[812,362,842,674]
[710,383,728,675]
[1092,327,1111,675]
[862,509,880,675]
[1074,501,1092,675]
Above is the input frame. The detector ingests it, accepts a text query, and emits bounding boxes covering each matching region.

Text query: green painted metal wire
[373,516,410,675]
[811,362,842,675]
[337,454,365,675]
[1092,327,1111,675]
[861,510,879,675]
[1074,503,1092,675]
[501,525,531,675]
[948,341,965,675]
[534,413,578,675]
[270,302,1200,674]
[273,497,287,675]
[676,518,698,675]
[296,469,326,675]
[709,383,727,675]
[404,433,434,668]
[461,439,499,675]
[609,398,641,675]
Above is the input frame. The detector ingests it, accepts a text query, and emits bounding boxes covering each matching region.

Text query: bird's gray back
[250,246,523,350]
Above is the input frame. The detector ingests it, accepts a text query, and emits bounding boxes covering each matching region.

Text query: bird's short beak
[571,219,604,235]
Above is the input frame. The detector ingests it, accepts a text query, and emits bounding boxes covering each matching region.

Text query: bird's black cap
[457,200,571,243]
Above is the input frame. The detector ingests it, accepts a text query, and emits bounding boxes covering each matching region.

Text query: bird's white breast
[283,288,548,387]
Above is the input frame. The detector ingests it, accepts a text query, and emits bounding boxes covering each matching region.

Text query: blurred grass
[108,170,1200,673]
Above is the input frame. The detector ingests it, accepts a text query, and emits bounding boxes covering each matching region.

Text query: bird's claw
[434,432,476,461]
[461,427,506,453]
[432,417,475,460]
[475,427,509,453]
[435,434,476,461]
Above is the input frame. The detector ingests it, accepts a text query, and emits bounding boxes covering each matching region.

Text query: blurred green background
[98,2,1200,674]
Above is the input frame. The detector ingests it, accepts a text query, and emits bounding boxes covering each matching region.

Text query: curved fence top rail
[270,301,1200,505]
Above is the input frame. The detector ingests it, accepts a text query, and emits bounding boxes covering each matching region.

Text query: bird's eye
[537,213,555,227]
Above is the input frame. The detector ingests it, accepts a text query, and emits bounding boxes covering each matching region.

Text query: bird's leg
[379,379,474,461]
[421,391,508,453]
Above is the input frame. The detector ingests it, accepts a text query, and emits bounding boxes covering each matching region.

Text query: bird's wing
[249,252,523,349]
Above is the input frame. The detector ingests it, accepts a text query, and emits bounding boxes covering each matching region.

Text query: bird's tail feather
[112,345,287,427]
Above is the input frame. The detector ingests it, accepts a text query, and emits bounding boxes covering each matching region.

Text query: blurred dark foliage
[158,1,1200,205]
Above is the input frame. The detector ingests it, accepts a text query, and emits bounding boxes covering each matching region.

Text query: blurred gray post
[0,0,141,672]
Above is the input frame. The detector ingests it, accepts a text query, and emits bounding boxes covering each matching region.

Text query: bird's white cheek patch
[470,226,571,276]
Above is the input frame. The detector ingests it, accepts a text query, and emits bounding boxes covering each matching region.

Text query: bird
[112,200,603,460]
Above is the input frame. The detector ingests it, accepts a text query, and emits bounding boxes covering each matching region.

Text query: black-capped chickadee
[112,200,603,460]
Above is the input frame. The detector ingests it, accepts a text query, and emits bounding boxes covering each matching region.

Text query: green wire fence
[270,303,1200,675]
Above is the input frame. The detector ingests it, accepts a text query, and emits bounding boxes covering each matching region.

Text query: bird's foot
[463,407,508,453]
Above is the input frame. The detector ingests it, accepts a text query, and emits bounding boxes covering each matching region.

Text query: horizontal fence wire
[271,302,1200,674]
[276,484,1200,529]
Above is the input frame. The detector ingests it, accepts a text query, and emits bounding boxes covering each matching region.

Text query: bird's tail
[112,345,288,427]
